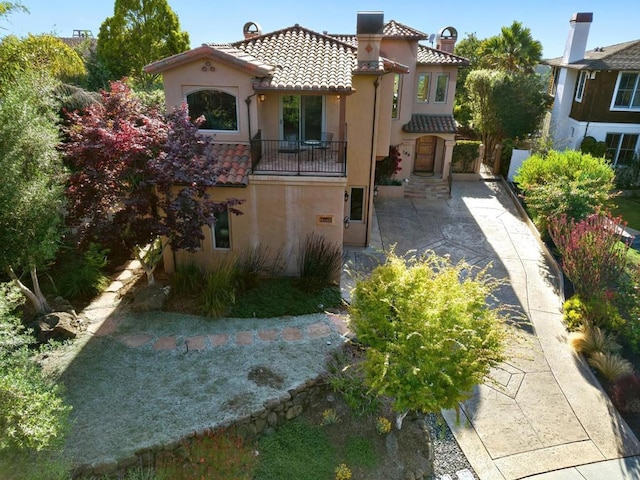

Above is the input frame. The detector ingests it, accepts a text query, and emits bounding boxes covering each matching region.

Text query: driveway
[344,179,640,480]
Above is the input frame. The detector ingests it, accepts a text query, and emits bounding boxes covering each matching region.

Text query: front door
[281,95,323,141]
[414,136,435,172]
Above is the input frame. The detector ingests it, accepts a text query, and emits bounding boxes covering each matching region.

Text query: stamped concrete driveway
[357,179,640,480]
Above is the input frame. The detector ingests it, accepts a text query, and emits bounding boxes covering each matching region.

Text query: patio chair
[279,134,299,153]
[317,132,333,160]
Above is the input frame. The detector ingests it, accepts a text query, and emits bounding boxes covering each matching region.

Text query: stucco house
[145,11,468,275]
[545,12,640,166]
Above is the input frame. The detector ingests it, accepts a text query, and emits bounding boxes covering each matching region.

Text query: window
[281,95,323,141]
[575,71,588,102]
[416,74,430,103]
[606,133,639,166]
[212,209,231,249]
[349,187,365,222]
[612,72,640,110]
[186,90,238,131]
[392,74,401,119]
[435,74,448,103]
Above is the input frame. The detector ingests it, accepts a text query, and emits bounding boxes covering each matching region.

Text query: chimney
[436,26,457,53]
[243,21,262,40]
[562,13,592,63]
[356,11,384,66]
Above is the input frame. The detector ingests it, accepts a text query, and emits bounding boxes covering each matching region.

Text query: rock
[131,284,168,312]
[37,311,84,341]
[386,432,399,456]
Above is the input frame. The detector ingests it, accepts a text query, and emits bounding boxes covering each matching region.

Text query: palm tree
[480,21,542,73]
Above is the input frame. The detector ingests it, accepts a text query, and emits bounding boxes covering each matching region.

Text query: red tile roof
[232,25,356,92]
[403,114,457,134]
[210,143,251,186]
[382,20,428,40]
[416,45,470,66]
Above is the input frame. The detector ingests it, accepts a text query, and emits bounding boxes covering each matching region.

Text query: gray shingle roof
[544,39,640,70]
[403,114,457,134]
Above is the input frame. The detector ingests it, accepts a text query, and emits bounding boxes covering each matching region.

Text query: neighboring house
[545,12,640,166]
[145,11,468,275]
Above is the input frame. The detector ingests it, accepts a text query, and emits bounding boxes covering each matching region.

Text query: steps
[404,174,450,199]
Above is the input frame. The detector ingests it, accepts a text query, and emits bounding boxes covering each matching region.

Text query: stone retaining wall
[75,377,328,478]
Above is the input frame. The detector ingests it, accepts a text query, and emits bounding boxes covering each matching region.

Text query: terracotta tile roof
[232,25,356,92]
[544,39,640,70]
[210,143,251,186]
[144,44,275,76]
[403,114,457,134]
[417,45,470,66]
[383,20,428,40]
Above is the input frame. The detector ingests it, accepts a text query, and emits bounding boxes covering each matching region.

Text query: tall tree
[97,0,189,86]
[0,72,67,314]
[0,34,86,91]
[466,69,549,161]
[64,81,243,284]
[479,21,542,74]
[0,1,27,27]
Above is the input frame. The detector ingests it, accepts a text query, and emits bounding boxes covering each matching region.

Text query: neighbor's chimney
[356,11,384,66]
[562,13,592,64]
[436,26,458,53]
[243,21,262,40]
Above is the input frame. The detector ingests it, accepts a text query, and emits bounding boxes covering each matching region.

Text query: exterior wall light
[344,190,349,201]
[344,216,350,229]
[258,94,266,102]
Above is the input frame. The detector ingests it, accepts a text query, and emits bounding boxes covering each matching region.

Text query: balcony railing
[250,132,347,176]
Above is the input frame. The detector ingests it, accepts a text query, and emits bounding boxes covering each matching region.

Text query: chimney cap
[357,11,384,35]
[570,12,593,24]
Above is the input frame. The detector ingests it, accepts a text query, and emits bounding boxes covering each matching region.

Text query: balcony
[250,131,347,177]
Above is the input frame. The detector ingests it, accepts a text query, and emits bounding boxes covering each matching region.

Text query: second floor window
[612,72,640,110]
[435,74,448,103]
[416,74,430,103]
[392,74,401,119]
[574,71,588,102]
[186,90,238,131]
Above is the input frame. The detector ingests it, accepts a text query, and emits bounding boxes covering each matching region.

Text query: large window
[612,72,640,110]
[281,95,323,141]
[212,209,231,250]
[349,187,365,222]
[435,74,448,103]
[416,74,430,103]
[574,71,588,102]
[392,74,401,119]
[186,90,238,131]
[606,133,639,166]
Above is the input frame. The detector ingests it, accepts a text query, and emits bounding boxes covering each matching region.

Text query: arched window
[186,90,238,131]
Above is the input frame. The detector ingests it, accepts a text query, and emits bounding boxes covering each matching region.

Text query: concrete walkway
[343,179,640,480]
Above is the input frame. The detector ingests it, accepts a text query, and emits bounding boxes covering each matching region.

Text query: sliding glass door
[281,95,323,141]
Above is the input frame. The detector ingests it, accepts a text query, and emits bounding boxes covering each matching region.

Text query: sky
[2,0,639,59]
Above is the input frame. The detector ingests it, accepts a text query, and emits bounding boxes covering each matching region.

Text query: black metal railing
[250,134,347,176]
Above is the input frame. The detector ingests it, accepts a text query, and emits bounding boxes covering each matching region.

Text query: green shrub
[562,294,625,332]
[500,138,514,177]
[201,258,238,317]
[234,244,284,291]
[298,233,342,292]
[452,140,480,173]
[52,243,110,299]
[170,262,204,296]
[579,136,607,158]
[514,149,615,234]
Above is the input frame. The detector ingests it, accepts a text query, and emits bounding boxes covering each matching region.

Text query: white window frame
[606,132,639,167]
[574,71,588,102]
[212,208,231,250]
[416,74,430,103]
[610,72,640,111]
[185,87,240,133]
[434,74,449,103]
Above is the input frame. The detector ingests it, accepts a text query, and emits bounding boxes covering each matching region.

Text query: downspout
[365,77,381,247]
[245,91,257,141]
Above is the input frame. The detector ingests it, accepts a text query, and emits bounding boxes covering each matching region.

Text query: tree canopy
[64,81,243,283]
[350,251,506,428]
[0,34,86,91]
[479,21,542,74]
[96,0,189,86]
[0,71,67,314]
